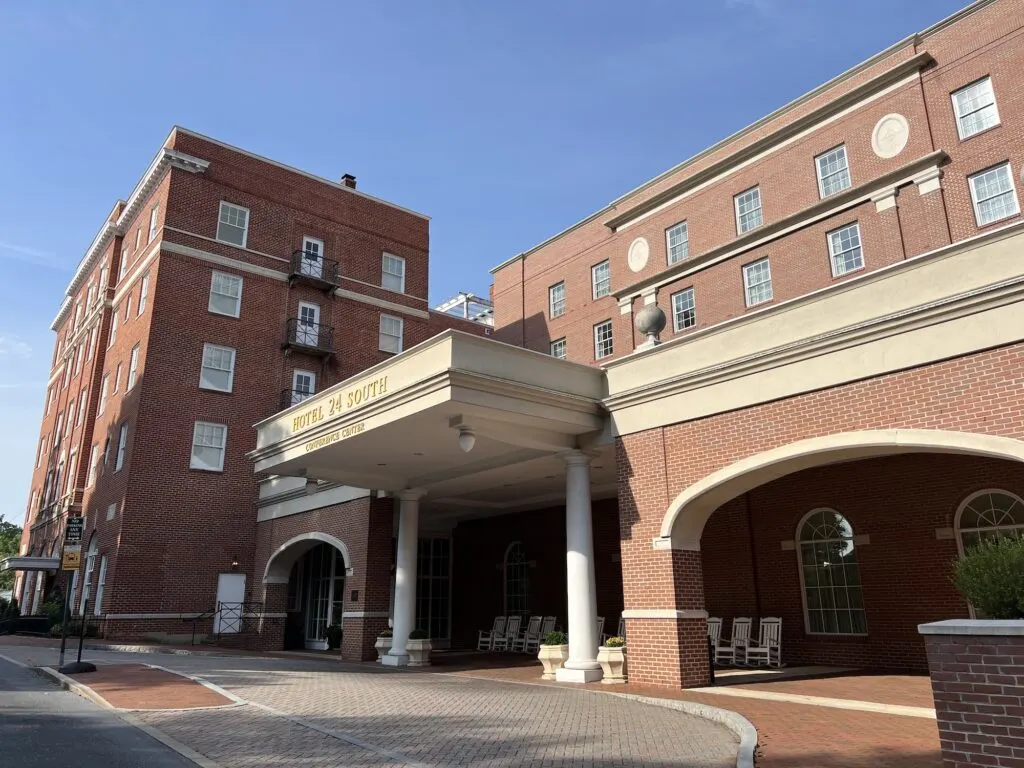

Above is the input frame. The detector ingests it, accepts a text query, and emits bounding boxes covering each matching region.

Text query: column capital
[396,488,427,502]
[561,450,598,467]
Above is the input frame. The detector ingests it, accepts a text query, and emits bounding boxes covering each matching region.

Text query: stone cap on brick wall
[918,619,1024,636]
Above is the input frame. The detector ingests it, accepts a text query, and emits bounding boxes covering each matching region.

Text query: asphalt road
[0,657,195,768]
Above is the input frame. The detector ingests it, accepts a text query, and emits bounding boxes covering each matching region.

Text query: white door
[301,237,324,279]
[298,302,320,347]
[214,573,246,634]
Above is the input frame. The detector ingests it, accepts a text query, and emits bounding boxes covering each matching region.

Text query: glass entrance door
[415,538,451,647]
[302,543,345,650]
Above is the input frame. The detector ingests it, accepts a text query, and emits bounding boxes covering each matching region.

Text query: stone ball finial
[634,304,666,348]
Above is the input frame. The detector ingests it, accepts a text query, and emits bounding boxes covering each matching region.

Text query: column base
[381,653,409,667]
[555,666,603,683]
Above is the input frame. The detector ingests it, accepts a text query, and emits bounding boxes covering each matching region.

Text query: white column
[556,451,603,683]
[383,490,422,667]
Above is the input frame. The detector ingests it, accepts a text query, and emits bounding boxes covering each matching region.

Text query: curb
[84,643,244,658]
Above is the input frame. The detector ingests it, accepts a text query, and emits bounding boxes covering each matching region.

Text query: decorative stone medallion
[627,237,649,273]
[872,113,910,159]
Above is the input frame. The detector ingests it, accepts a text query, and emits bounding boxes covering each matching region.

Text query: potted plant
[325,624,343,651]
[538,630,569,680]
[375,628,392,662]
[597,636,627,684]
[406,628,432,666]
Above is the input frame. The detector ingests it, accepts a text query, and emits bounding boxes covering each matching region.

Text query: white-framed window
[68,569,79,617]
[80,537,97,615]
[106,502,117,521]
[148,203,160,243]
[66,449,77,494]
[382,253,406,293]
[216,201,248,247]
[36,436,46,468]
[952,76,1000,140]
[969,163,1019,226]
[593,319,613,360]
[190,421,227,472]
[114,421,128,472]
[98,374,109,415]
[209,271,243,317]
[379,314,404,354]
[74,344,83,375]
[955,489,1024,551]
[76,393,87,426]
[296,301,322,347]
[591,260,611,299]
[666,221,689,264]
[29,490,39,516]
[550,338,567,359]
[54,414,64,447]
[47,387,55,413]
[62,359,71,388]
[109,306,119,346]
[549,281,566,318]
[291,369,316,405]
[113,362,122,393]
[87,326,97,360]
[503,541,529,617]
[99,264,108,290]
[735,187,763,234]
[66,400,75,435]
[127,344,140,390]
[742,258,773,306]
[816,145,852,198]
[94,555,108,616]
[102,437,110,467]
[86,281,96,308]
[672,288,696,332]
[300,236,325,278]
[828,222,864,277]
[74,302,83,331]
[138,273,149,315]
[797,508,867,635]
[87,443,99,487]
[119,247,129,280]
[200,344,236,392]
[123,296,132,323]
[135,227,142,251]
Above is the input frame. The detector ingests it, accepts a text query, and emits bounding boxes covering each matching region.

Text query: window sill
[189,466,225,474]
[975,211,1021,231]
[831,265,865,280]
[958,122,1002,143]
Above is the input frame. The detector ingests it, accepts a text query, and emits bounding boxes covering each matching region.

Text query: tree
[0,515,22,591]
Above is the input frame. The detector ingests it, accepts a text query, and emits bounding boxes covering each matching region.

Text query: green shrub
[3,598,19,619]
[409,628,428,640]
[603,636,626,648]
[378,628,393,638]
[40,599,63,623]
[953,535,1024,619]
[542,631,567,646]
[48,623,63,637]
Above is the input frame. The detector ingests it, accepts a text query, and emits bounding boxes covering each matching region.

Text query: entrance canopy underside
[251,331,613,514]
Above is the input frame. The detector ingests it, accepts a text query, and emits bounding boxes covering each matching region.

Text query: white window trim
[815,145,852,199]
[591,260,611,300]
[148,204,160,244]
[114,422,128,472]
[94,555,108,616]
[208,271,244,318]
[291,369,316,405]
[381,253,406,294]
[593,319,613,360]
[199,343,237,393]
[138,273,149,315]
[550,338,567,359]
[671,287,696,332]
[378,314,404,354]
[216,201,250,248]
[549,281,566,319]
[968,162,1020,227]
[98,374,109,415]
[734,187,763,234]
[796,508,868,637]
[951,76,1001,141]
[190,421,227,472]
[666,221,689,265]
[742,258,773,307]
[954,488,1024,555]
[127,344,140,390]
[827,222,865,278]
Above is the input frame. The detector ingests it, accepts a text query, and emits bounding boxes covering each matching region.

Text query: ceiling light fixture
[458,427,476,453]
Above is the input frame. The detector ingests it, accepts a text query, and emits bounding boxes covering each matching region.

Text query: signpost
[57,514,95,674]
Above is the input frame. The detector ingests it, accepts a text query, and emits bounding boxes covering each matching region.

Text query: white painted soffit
[1,556,60,572]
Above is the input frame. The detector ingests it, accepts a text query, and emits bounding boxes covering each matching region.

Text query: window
[127,344,140,390]
[200,344,236,392]
[114,422,128,472]
[816,145,852,198]
[86,281,96,308]
[74,302,83,331]
[828,222,864,277]
[123,296,132,322]
[379,314,404,354]
[36,436,45,468]
[76,393,87,426]
[106,502,117,521]
[209,271,243,317]
[190,421,227,472]
[87,327,96,361]
[672,288,696,332]
[382,253,405,293]
[66,400,75,433]
[550,338,567,359]
[74,344,83,375]
[148,203,160,243]
[113,362,122,393]
[735,187,763,234]
[549,281,566,318]
[797,509,867,635]
[47,387,55,413]
[955,490,1024,551]
[592,260,611,299]
[94,555,108,615]
[99,264,108,290]
[503,541,529,617]
[87,443,99,488]
[216,201,248,246]
[119,247,129,280]
[666,221,689,264]
[952,77,1000,140]
[68,570,79,617]
[743,258,773,306]
[300,236,325,278]
[98,374,109,415]
[291,370,316,405]
[296,302,321,346]
[135,227,141,251]
[80,537,97,615]
[969,163,1019,226]
[138,273,149,315]
[102,437,110,467]
[594,319,614,359]
[109,307,119,346]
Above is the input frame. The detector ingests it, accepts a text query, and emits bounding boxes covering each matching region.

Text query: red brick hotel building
[9,0,1024,688]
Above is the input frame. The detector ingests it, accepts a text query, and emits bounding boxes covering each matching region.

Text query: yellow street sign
[62,549,81,571]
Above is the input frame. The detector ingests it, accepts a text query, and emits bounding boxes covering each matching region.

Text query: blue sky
[0,0,968,525]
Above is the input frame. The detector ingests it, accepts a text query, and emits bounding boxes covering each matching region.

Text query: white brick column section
[383,489,424,667]
[557,450,603,683]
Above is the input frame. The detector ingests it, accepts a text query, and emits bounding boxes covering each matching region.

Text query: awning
[1,556,60,572]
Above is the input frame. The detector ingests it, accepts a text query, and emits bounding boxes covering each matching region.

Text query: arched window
[797,509,867,635]
[956,489,1024,551]
[504,542,529,617]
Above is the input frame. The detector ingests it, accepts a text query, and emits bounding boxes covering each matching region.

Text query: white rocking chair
[493,615,522,651]
[513,616,542,652]
[527,616,556,654]
[603,616,626,643]
[745,617,782,668]
[708,617,730,665]
[477,616,506,651]
[595,616,606,642]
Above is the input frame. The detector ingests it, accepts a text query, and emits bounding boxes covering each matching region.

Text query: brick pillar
[253,582,287,651]
[341,496,394,661]
[672,549,712,688]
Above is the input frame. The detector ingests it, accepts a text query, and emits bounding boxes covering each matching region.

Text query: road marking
[0,652,30,668]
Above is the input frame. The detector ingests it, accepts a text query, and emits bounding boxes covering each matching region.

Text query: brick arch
[262,532,354,584]
[660,429,1024,549]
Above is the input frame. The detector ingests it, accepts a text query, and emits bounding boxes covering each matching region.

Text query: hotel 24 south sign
[291,375,390,434]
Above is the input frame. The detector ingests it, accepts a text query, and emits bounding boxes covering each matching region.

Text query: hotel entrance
[287,542,347,650]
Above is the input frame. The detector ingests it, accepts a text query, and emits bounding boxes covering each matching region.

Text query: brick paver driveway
[0,645,738,767]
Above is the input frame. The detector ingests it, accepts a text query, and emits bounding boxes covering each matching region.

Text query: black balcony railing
[289,250,340,290]
[279,388,315,411]
[283,318,334,356]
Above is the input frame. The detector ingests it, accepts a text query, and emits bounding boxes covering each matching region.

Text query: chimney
[341,174,357,189]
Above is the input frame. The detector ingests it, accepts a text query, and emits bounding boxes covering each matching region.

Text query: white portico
[250,331,613,679]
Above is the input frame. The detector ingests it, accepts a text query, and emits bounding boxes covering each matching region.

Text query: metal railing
[280,388,314,410]
[284,318,334,355]
[289,250,340,287]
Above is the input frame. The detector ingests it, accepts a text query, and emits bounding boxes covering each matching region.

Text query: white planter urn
[597,645,627,684]
[406,638,432,667]
[538,644,569,680]
[375,636,392,662]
